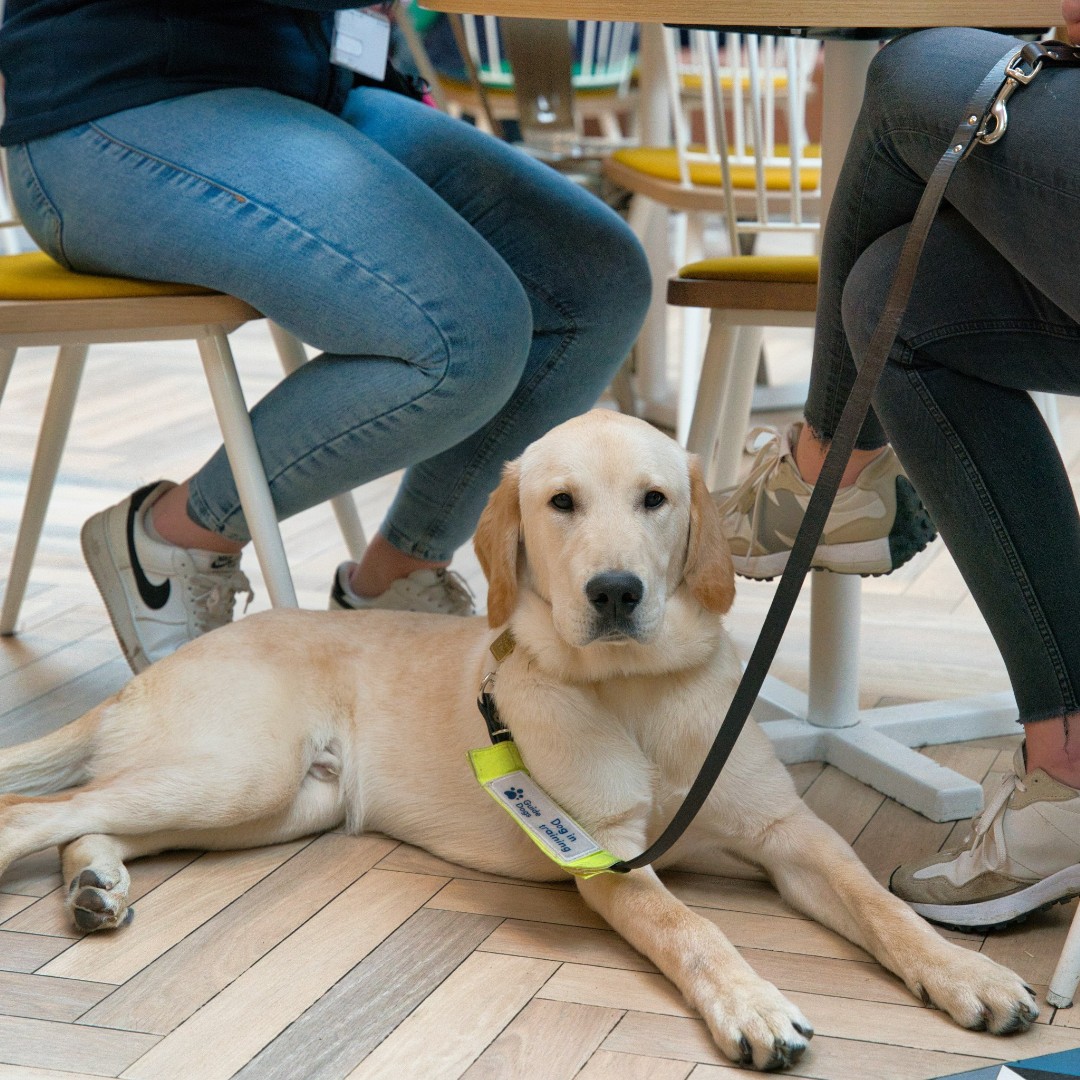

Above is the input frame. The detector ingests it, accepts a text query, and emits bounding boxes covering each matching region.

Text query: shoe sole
[908,863,1080,932]
[731,476,937,581]
[80,512,150,675]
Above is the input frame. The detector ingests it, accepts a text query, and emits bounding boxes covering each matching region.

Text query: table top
[420,0,1061,30]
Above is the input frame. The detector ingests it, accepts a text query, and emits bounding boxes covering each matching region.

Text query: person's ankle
[1023,717,1080,789]
[349,535,449,599]
[149,481,244,556]
[793,422,887,488]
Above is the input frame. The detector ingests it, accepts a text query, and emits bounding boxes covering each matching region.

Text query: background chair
[432,15,637,145]
[0,239,367,638]
[604,28,821,435]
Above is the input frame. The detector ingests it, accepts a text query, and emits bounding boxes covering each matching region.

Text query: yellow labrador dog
[0,410,1036,1070]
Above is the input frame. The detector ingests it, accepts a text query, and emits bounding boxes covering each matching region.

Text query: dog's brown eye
[550,492,574,512]
[643,490,666,509]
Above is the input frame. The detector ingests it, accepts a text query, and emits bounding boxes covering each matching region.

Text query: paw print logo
[504,786,524,800]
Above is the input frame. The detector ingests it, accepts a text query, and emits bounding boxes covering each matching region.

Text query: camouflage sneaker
[890,745,1080,931]
[714,422,936,580]
[329,562,475,616]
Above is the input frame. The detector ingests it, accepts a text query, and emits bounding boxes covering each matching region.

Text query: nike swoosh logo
[126,484,171,610]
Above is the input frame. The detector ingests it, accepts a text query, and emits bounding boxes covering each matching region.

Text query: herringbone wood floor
[2,322,1079,1079]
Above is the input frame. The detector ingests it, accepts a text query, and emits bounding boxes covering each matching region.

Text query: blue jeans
[9,87,650,561]
[805,28,1080,725]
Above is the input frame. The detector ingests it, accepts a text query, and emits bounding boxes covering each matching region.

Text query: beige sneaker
[890,745,1080,930]
[329,562,475,616]
[714,422,937,580]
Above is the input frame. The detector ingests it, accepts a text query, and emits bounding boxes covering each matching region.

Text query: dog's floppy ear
[684,456,736,614]
[474,459,522,627]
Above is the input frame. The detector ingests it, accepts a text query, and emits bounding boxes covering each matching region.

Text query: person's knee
[447,273,534,414]
[589,217,652,324]
[840,230,905,362]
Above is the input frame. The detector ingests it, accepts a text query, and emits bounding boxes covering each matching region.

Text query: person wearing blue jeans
[0,1,650,673]
[719,21,1080,931]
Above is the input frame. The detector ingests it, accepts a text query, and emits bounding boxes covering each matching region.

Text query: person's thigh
[8,87,533,367]
[8,89,546,538]
[807,26,1080,441]
[338,86,648,344]
[854,28,1080,320]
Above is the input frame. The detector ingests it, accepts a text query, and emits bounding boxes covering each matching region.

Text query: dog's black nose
[585,572,643,620]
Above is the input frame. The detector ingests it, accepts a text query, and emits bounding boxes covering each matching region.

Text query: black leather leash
[609,38,1080,873]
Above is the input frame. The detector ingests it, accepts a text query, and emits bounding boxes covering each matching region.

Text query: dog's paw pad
[66,872,130,933]
[69,868,112,894]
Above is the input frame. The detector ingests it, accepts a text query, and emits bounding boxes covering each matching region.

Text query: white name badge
[332,8,391,81]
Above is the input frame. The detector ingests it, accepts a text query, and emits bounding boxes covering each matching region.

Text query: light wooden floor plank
[5,851,200,940]
[0,931,73,975]
[342,952,559,1080]
[0,1014,158,1075]
[82,833,398,1035]
[0,969,113,1023]
[577,1049,696,1079]
[462,998,623,1080]
[480,918,656,972]
[234,907,503,1080]
[120,869,448,1080]
[427,878,608,930]
[603,1012,1003,1080]
[41,842,309,984]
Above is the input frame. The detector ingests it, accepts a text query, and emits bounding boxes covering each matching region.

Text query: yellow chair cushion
[0,252,217,301]
[611,145,820,192]
[681,72,790,93]
[678,254,819,283]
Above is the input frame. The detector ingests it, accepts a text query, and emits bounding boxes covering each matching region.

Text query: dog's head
[474,410,734,677]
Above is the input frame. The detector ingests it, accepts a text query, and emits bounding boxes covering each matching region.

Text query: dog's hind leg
[58,770,346,932]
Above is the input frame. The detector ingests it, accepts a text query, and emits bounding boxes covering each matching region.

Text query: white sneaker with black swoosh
[81,481,252,673]
[715,422,938,580]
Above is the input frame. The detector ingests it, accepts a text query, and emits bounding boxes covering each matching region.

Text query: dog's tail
[0,703,103,795]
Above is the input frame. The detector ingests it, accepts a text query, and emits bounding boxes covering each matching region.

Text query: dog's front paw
[913,948,1038,1035]
[700,977,814,1071]
[66,868,133,932]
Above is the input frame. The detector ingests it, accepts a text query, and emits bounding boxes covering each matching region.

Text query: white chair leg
[268,321,368,561]
[1048,904,1080,1008]
[685,314,763,489]
[684,314,740,484]
[197,331,298,608]
[1,344,88,635]
[0,345,16,404]
[628,194,675,425]
[675,215,709,445]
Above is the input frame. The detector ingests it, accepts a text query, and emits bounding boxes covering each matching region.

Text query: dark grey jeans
[805,27,1080,725]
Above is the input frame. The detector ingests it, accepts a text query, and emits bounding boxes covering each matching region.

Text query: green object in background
[403,0,439,35]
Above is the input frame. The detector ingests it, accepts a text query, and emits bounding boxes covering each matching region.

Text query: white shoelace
[715,425,799,540]
[188,567,254,633]
[423,568,475,615]
[954,769,1022,876]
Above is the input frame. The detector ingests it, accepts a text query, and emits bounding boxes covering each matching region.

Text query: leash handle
[613,41,1030,874]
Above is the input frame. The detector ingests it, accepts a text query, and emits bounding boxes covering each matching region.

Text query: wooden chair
[603,28,821,435]
[0,250,367,636]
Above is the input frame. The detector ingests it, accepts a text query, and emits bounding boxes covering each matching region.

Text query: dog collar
[468,628,622,878]
[476,629,515,744]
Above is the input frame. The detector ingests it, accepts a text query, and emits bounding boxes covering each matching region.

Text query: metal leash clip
[975,44,1045,147]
